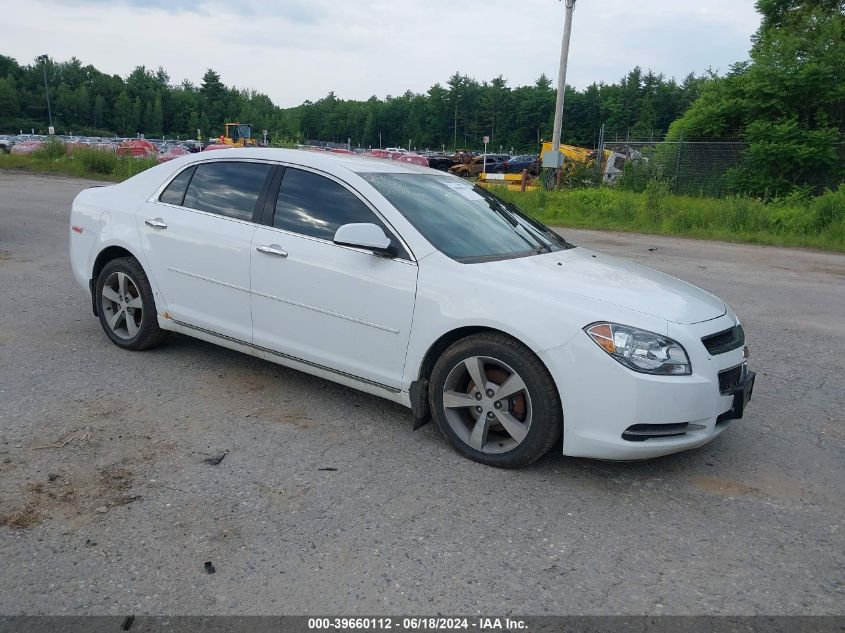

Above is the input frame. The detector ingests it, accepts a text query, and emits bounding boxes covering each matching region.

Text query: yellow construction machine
[219,122,257,147]
[539,141,627,184]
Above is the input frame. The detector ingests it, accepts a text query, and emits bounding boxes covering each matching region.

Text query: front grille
[702,324,745,356]
[718,364,745,394]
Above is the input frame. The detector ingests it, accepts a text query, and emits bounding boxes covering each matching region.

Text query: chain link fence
[602,140,746,197]
[599,140,845,197]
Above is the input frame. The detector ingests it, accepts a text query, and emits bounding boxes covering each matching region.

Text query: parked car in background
[10,139,44,155]
[116,139,158,158]
[502,154,540,175]
[202,144,232,152]
[69,148,755,468]
[449,155,508,177]
[157,146,191,163]
[392,153,429,168]
[181,140,203,153]
[425,154,458,171]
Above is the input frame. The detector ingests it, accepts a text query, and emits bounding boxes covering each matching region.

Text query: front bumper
[539,314,754,460]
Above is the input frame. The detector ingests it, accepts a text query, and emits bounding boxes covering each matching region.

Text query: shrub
[32,138,66,160]
[618,160,654,193]
[643,178,670,217]
[113,156,157,179]
[809,185,845,231]
[74,147,117,175]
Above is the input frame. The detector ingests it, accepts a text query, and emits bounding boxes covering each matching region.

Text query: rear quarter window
[158,166,196,206]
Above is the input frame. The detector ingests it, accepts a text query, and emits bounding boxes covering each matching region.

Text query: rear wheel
[96,257,164,351]
[429,333,562,468]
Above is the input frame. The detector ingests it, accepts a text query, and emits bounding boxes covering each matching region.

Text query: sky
[4,0,762,107]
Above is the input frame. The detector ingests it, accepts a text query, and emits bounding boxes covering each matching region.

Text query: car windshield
[361,173,573,263]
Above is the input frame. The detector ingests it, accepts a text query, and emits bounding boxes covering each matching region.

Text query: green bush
[643,178,670,218]
[74,147,118,175]
[809,185,845,231]
[114,157,158,179]
[617,160,655,193]
[32,138,67,160]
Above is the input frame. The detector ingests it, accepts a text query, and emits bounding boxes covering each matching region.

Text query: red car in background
[116,139,158,158]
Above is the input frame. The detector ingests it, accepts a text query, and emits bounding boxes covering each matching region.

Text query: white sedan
[69,148,755,467]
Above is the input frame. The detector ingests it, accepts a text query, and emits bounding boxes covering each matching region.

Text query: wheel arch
[89,244,143,316]
[92,245,137,282]
[408,325,562,426]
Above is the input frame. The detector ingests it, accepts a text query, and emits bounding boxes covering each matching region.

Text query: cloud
[39,0,326,20]
[7,0,761,107]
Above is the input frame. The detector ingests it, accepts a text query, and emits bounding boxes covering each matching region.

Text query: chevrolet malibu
[70,148,755,468]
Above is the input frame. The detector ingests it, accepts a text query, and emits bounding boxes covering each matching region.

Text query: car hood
[478,247,726,325]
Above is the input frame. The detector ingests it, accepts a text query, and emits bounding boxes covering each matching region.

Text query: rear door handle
[145,218,167,229]
[256,244,288,258]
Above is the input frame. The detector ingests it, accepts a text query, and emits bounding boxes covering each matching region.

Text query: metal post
[596,124,604,181]
[38,55,53,131]
[545,0,575,170]
[673,134,684,193]
[453,101,458,151]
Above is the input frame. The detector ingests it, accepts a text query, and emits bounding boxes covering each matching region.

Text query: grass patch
[0,150,156,182]
[491,185,845,252]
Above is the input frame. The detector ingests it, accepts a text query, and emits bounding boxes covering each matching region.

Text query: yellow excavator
[219,122,257,147]
[539,141,627,184]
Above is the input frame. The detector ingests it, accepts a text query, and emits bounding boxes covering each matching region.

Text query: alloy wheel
[100,271,143,340]
[441,355,533,454]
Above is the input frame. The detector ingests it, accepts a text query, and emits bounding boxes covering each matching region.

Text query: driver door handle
[256,244,288,258]
[144,218,167,229]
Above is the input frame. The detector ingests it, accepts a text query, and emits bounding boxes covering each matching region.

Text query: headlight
[584,322,691,375]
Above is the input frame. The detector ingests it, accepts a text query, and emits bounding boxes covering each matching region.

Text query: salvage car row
[0,133,204,160]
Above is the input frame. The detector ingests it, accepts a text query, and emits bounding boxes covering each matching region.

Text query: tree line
[0,54,705,152]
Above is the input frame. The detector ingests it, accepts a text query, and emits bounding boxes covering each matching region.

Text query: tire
[95,256,165,351]
[429,332,562,468]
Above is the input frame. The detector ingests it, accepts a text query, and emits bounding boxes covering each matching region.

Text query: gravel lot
[0,171,843,615]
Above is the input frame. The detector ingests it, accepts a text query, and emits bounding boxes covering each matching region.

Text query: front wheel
[95,257,165,351]
[429,333,562,468]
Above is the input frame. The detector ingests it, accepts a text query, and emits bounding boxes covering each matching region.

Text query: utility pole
[37,54,53,133]
[543,0,576,170]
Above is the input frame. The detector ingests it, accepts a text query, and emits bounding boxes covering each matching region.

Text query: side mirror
[333,223,396,257]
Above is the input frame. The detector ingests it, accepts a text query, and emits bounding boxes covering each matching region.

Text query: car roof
[193,147,437,176]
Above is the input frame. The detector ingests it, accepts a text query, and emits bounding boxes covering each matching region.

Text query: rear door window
[182,161,272,221]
